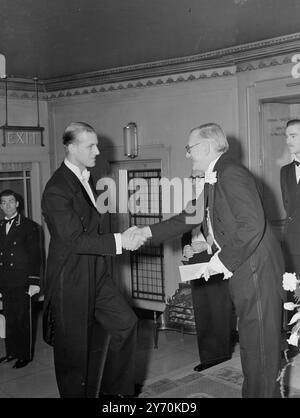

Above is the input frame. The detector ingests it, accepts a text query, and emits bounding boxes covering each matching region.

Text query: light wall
[0,95,51,227]
[46,57,297,299]
[48,74,238,299]
[49,76,238,176]
[0,54,296,301]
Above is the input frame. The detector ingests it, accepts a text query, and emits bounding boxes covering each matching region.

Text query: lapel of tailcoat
[287,163,300,215]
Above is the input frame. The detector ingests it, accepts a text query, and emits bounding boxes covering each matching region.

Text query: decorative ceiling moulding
[0,89,48,101]
[0,32,299,98]
[0,78,45,93]
[46,66,237,99]
[0,77,47,100]
[44,32,300,92]
[236,54,294,72]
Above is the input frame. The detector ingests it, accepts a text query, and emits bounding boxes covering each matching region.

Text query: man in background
[281,119,300,278]
[0,189,41,369]
[280,118,300,356]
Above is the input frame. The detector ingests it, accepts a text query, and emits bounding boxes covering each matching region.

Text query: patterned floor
[1,309,300,398]
[139,349,300,398]
[139,360,242,398]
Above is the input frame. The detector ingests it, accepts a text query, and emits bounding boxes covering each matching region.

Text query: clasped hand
[182,241,209,260]
[121,226,151,251]
[182,241,219,280]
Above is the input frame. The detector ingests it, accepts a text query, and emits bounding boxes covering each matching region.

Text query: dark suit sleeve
[181,231,192,248]
[25,221,42,286]
[42,187,117,256]
[217,165,265,272]
[150,194,204,244]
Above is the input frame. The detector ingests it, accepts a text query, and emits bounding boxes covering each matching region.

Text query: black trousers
[95,278,138,396]
[191,274,234,365]
[51,277,137,398]
[282,248,300,275]
[229,260,282,398]
[1,285,32,361]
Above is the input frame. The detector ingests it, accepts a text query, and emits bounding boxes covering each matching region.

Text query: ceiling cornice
[1,32,300,95]
[43,32,300,92]
[45,65,237,100]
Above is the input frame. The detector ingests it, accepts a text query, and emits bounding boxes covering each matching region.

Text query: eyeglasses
[185,142,202,154]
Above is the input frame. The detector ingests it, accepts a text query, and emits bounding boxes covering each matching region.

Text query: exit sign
[1,125,45,147]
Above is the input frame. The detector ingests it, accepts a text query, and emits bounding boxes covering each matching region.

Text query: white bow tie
[4,214,18,225]
[81,170,90,182]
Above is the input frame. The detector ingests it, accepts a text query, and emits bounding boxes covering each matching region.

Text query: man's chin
[192,164,202,172]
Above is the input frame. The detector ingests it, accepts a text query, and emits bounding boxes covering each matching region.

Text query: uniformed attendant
[0,189,41,368]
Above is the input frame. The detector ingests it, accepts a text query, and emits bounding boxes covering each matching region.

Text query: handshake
[121,226,152,251]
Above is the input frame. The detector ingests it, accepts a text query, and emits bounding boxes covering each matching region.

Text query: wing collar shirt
[205,155,233,279]
[4,213,18,234]
[64,159,122,254]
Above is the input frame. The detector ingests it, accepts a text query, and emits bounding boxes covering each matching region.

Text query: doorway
[259,98,300,238]
[109,159,165,311]
[0,162,42,221]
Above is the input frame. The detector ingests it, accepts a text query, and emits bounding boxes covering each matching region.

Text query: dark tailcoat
[280,162,300,272]
[41,162,137,398]
[0,213,41,361]
[208,154,285,398]
[151,153,285,398]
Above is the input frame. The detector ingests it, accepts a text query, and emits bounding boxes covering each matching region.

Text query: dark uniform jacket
[0,213,41,289]
[280,161,300,255]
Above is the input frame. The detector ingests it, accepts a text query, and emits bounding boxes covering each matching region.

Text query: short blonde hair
[63,122,96,146]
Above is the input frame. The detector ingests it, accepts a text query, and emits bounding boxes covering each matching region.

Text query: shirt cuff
[144,226,152,238]
[208,252,233,279]
[114,233,123,254]
[191,232,205,242]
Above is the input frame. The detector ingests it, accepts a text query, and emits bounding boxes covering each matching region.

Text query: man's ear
[199,140,210,156]
[68,143,74,153]
[16,201,19,208]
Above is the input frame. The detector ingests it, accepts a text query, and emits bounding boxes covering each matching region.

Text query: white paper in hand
[179,263,209,282]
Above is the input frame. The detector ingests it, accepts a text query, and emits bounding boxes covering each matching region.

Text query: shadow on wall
[228,135,283,234]
[89,134,115,185]
[227,136,243,163]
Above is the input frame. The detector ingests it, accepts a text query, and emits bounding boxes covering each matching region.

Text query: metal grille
[127,169,164,301]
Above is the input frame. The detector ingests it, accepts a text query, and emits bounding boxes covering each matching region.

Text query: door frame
[101,144,177,312]
[247,76,300,239]
[247,76,300,177]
